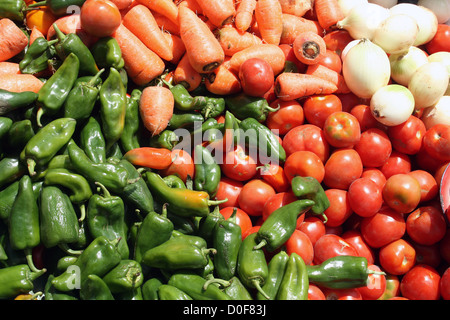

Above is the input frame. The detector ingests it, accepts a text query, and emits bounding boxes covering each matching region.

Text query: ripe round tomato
[313,234,358,265]
[242,225,260,239]
[284,150,325,183]
[347,177,383,218]
[258,163,290,193]
[323,189,353,227]
[357,264,387,300]
[414,242,442,268]
[354,128,392,167]
[406,206,447,246]
[322,288,362,300]
[160,149,194,183]
[221,145,257,181]
[378,239,416,275]
[238,179,275,216]
[422,124,450,162]
[219,207,253,236]
[350,104,382,132]
[387,115,426,155]
[239,58,274,97]
[400,264,441,300]
[213,177,243,209]
[341,230,375,265]
[323,111,361,148]
[266,99,305,136]
[323,148,363,190]
[361,168,386,189]
[297,216,326,247]
[440,267,450,300]
[379,151,412,179]
[360,206,406,248]
[425,24,450,54]
[323,29,354,57]
[382,174,421,214]
[318,49,342,73]
[303,94,342,128]
[282,124,330,163]
[284,229,314,265]
[80,0,121,37]
[407,170,439,203]
[440,230,450,265]
[308,284,326,300]
[262,192,297,221]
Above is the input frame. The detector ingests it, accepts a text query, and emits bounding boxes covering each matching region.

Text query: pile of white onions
[417,0,450,24]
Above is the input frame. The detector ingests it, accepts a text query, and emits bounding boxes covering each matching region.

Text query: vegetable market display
[0,0,449,302]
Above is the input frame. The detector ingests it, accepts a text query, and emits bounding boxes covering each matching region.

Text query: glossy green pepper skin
[0,90,38,116]
[141,278,163,300]
[254,199,315,252]
[51,236,122,292]
[291,176,330,222]
[168,273,231,300]
[276,252,308,300]
[0,264,46,299]
[120,89,142,153]
[0,116,13,138]
[167,112,204,130]
[86,182,129,259]
[7,119,35,152]
[79,116,107,164]
[44,274,78,300]
[39,185,80,248]
[91,36,124,70]
[193,144,221,197]
[0,0,26,21]
[158,284,192,300]
[99,67,127,150]
[257,250,289,300]
[225,92,278,122]
[0,181,41,221]
[19,37,57,75]
[223,276,253,300]
[20,117,76,176]
[80,274,115,300]
[102,259,143,294]
[0,156,25,189]
[197,206,224,246]
[149,130,178,150]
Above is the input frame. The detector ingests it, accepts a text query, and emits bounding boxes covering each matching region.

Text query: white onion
[342,39,391,99]
[389,46,429,86]
[336,3,390,40]
[417,0,450,24]
[368,0,398,9]
[370,84,415,126]
[428,51,450,95]
[373,13,418,54]
[390,3,438,46]
[338,0,369,17]
[408,62,450,109]
[421,96,450,129]
[340,39,360,62]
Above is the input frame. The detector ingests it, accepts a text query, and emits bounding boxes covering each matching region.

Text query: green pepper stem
[253,239,267,250]
[78,203,86,222]
[47,39,58,46]
[252,279,271,300]
[265,105,280,113]
[27,1,46,8]
[25,248,42,273]
[203,248,217,256]
[161,203,168,218]
[202,278,231,291]
[36,107,44,128]
[52,23,66,42]
[95,181,111,198]
[87,68,105,87]
[26,158,37,176]
[367,270,386,276]
[58,243,83,256]
[28,268,47,282]
[207,198,228,206]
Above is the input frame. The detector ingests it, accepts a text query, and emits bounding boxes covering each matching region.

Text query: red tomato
[422,124,450,162]
[347,178,383,218]
[341,230,375,265]
[220,207,253,236]
[303,94,342,128]
[284,150,325,183]
[160,149,194,183]
[408,170,439,203]
[406,206,447,246]
[282,124,330,163]
[322,288,362,300]
[354,128,392,167]
[284,229,314,265]
[350,104,383,132]
[336,92,364,112]
[80,0,121,37]
[323,29,354,57]
[308,284,326,300]
[258,163,290,193]
[313,234,358,265]
[382,174,421,214]
[318,49,342,73]
[221,145,257,181]
[238,179,275,216]
[440,267,450,300]
[434,161,450,188]
[357,264,387,300]
[425,24,450,54]
[361,168,386,189]
[278,43,307,73]
[440,230,450,265]
[239,58,274,97]
[213,177,243,209]
[323,189,353,227]
[379,151,412,179]
[414,242,442,268]
[415,145,448,173]
[266,99,304,136]
[242,225,260,240]
[262,192,298,221]
[378,239,416,275]
[323,148,363,190]
[387,115,426,155]
[297,216,326,247]
[323,111,361,148]
[400,264,441,300]
[360,206,406,248]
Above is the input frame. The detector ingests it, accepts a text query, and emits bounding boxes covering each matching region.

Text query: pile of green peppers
[0,27,382,301]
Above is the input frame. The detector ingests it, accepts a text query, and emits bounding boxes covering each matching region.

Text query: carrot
[0,74,44,93]
[135,0,179,26]
[229,43,286,75]
[234,0,256,32]
[178,5,225,73]
[254,0,283,45]
[109,0,133,9]
[173,53,203,91]
[139,85,174,136]
[152,11,180,35]
[292,31,327,65]
[205,57,241,95]
[280,13,323,45]
[0,19,29,63]
[195,0,236,28]
[216,25,263,56]
[278,0,312,17]
[163,32,186,64]
[314,0,345,31]
[29,27,45,45]
[305,64,350,94]
[46,14,97,47]
[177,0,203,15]
[0,62,21,76]
[122,5,174,61]
[113,23,165,86]
[274,72,338,101]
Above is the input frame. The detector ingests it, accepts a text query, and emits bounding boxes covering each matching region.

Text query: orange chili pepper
[123,147,174,170]
[25,2,57,36]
